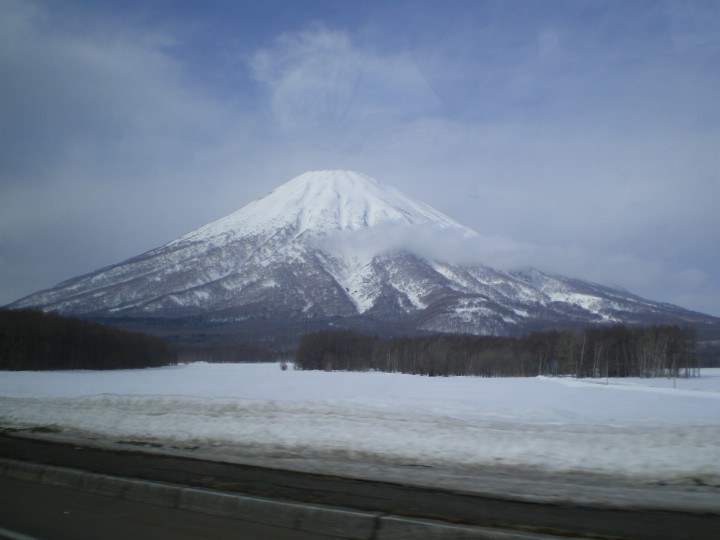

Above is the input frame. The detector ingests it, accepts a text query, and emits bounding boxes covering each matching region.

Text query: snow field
[1,364,719,484]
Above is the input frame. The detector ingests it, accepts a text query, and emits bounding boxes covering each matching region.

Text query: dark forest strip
[295,325,699,378]
[0,309,176,370]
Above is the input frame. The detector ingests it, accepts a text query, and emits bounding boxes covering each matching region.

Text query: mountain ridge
[8,170,720,345]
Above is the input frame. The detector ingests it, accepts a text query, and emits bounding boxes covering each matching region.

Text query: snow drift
[1,363,719,485]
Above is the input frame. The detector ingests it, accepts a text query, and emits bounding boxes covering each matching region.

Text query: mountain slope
[9,170,719,344]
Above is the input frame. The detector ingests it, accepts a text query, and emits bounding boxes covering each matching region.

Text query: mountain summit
[176,170,470,243]
[9,170,719,345]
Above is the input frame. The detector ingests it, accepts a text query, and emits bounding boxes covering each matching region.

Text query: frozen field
[1,364,719,484]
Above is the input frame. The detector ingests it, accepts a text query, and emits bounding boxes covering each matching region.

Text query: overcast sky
[1,0,719,316]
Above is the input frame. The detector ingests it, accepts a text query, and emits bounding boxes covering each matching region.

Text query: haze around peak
[1,1,719,315]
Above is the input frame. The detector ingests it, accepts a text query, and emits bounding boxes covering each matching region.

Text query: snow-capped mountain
[9,170,719,344]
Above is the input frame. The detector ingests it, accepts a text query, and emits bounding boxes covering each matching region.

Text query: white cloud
[250,25,442,132]
[316,221,629,279]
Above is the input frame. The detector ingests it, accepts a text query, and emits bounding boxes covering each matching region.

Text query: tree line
[295,324,699,378]
[0,309,177,370]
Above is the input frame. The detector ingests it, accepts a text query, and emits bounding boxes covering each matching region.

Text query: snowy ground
[1,364,719,486]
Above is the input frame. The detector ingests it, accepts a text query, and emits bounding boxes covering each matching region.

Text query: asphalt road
[1,433,719,540]
[0,475,337,540]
